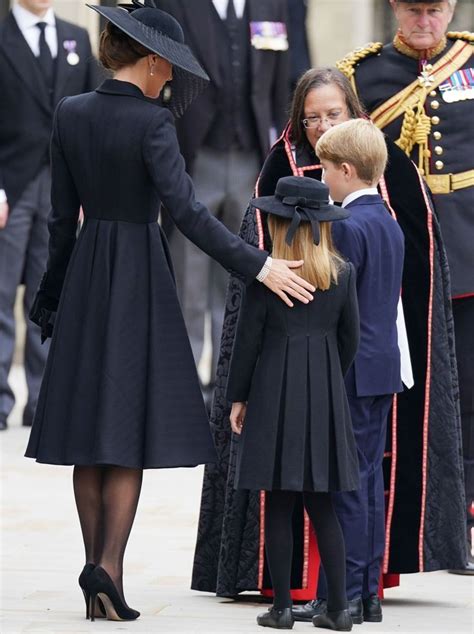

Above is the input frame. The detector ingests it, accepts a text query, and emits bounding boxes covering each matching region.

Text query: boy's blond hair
[316,119,388,185]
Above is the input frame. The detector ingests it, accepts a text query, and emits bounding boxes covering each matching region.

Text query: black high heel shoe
[78,564,106,619]
[88,566,140,622]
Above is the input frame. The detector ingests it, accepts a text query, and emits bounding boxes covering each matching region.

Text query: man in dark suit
[156,0,290,399]
[0,0,100,430]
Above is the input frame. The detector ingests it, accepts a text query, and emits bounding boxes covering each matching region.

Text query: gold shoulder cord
[447,31,474,43]
[335,42,383,94]
[397,32,473,174]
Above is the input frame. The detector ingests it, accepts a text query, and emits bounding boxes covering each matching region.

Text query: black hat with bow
[250,176,349,246]
[87,0,209,118]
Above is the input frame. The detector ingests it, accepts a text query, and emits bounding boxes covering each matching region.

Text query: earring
[150,66,155,76]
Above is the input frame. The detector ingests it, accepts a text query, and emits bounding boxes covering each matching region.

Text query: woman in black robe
[191,67,465,600]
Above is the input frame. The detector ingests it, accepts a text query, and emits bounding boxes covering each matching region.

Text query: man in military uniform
[336,0,474,577]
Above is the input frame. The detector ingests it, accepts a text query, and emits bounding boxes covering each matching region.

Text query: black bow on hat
[250,176,349,246]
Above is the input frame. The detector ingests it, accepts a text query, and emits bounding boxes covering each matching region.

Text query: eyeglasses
[302,111,346,129]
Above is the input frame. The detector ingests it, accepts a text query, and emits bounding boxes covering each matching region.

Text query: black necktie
[226,0,238,24]
[36,22,54,90]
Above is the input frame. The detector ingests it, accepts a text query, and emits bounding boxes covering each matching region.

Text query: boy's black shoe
[312,609,353,631]
[348,598,363,625]
[257,607,294,629]
[292,599,327,622]
[362,595,383,622]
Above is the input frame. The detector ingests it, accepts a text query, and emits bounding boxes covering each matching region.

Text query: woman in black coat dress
[25,3,315,622]
[227,176,360,630]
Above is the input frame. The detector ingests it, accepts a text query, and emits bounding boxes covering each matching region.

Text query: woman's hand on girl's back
[230,402,247,435]
[263,259,315,307]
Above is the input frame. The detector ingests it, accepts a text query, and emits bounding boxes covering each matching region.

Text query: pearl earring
[150,66,155,76]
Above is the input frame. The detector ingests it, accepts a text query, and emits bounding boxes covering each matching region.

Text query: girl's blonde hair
[268,215,343,290]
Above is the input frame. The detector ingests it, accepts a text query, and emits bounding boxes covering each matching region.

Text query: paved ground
[1,366,473,633]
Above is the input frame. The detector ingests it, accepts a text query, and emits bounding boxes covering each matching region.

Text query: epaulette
[447,31,474,44]
[335,42,383,81]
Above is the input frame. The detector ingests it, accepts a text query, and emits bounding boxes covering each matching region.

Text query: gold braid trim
[396,87,432,175]
[336,42,383,93]
[447,31,474,43]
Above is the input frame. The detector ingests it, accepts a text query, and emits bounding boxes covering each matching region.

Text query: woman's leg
[264,490,297,609]
[73,466,105,564]
[98,466,143,600]
[303,492,347,612]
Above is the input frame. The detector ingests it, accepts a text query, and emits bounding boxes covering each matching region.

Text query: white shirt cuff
[0,190,7,204]
[256,256,272,282]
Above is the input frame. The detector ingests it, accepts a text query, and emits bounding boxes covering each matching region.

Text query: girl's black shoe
[88,566,140,622]
[312,609,353,631]
[257,607,295,629]
[78,564,106,619]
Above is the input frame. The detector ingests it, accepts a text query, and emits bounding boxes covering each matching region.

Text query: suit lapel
[181,0,222,86]
[53,19,71,103]
[1,12,52,115]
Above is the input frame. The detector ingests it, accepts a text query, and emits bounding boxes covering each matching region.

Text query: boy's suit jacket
[332,193,405,397]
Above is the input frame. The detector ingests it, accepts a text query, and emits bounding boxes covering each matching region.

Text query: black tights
[265,490,347,612]
[73,465,143,601]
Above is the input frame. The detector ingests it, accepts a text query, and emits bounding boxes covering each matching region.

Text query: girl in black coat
[227,175,360,631]
[25,3,316,622]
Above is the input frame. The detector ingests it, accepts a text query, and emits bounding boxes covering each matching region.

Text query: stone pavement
[1,366,473,634]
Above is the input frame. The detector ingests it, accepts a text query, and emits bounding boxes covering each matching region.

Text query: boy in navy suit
[314,119,404,624]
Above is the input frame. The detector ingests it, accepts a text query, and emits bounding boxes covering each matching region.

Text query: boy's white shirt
[340,187,415,390]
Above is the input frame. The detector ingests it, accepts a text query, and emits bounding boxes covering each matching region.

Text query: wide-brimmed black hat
[88,0,209,118]
[251,176,349,246]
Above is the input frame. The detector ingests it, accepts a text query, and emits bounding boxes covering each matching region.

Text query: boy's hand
[230,402,247,435]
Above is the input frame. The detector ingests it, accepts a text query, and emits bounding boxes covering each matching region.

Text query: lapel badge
[63,40,80,66]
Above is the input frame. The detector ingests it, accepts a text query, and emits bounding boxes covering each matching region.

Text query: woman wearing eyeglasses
[192,67,464,611]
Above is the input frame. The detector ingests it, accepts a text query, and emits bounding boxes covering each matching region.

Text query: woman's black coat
[227,266,360,493]
[26,79,267,469]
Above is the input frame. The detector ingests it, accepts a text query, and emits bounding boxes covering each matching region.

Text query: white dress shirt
[212,0,246,20]
[12,3,57,58]
[340,187,414,389]
[341,187,378,209]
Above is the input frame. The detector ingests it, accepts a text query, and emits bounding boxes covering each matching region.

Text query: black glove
[29,274,59,343]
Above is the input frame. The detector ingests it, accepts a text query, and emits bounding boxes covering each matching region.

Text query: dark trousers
[0,167,51,423]
[318,393,392,600]
[169,147,260,382]
[452,296,474,539]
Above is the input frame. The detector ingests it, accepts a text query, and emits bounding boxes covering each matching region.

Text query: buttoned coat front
[25,79,267,469]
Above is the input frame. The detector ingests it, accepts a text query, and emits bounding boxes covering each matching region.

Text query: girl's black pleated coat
[227,262,360,493]
[25,79,267,469]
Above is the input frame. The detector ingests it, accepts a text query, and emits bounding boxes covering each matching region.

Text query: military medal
[250,21,288,51]
[63,40,80,66]
[418,63,435,88]
[439,68,474,103]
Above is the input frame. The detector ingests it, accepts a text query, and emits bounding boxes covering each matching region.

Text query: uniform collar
[393,31,447,61]
[12,3,55,30]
